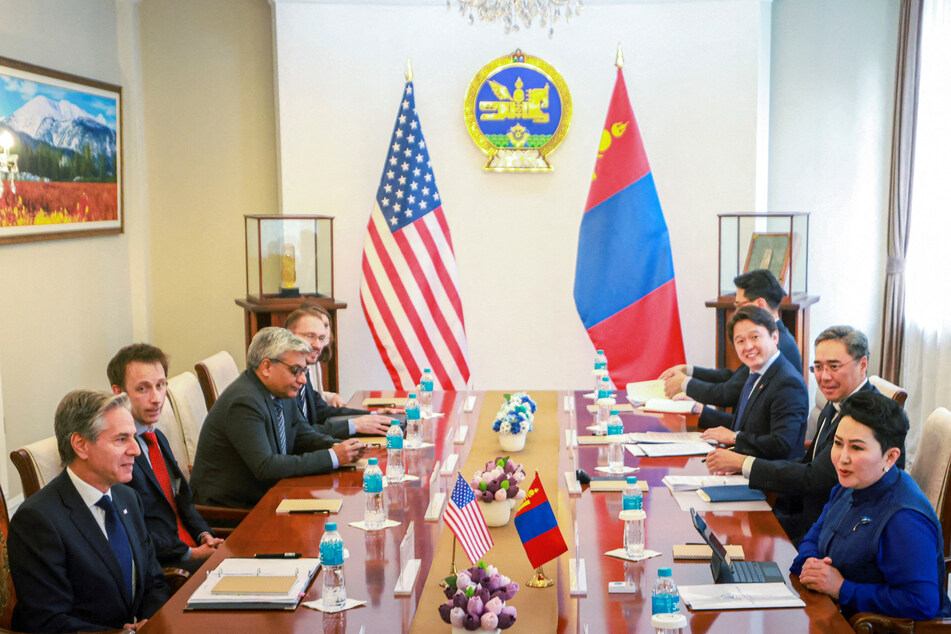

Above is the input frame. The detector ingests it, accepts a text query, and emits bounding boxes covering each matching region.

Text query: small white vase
[452,627,501,634]
[477,499,511,527]
[498,429,528,452]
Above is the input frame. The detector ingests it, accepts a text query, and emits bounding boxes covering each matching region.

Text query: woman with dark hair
[791,391,951,619]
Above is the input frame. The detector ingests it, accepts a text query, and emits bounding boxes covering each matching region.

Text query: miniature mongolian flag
[513,473,568,569]
[573,56,686,384]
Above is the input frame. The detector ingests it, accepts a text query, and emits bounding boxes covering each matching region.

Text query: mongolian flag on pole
[573,53,686,384]
[513,473,567,569]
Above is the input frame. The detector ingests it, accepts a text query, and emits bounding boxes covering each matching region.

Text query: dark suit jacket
[698,353,808,460]
[751,380,879,545]
[300,373,367,439]
[190,368,339,508]
[128,427,212,564]
[687,319,802,407]
[9,471,171,633]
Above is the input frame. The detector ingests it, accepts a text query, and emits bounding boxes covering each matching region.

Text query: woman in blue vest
[791,391,951,619]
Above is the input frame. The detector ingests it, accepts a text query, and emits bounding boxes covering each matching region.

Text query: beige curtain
[880,0,923,382]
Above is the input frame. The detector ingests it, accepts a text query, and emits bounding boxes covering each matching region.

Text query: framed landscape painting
[0,56,121,245]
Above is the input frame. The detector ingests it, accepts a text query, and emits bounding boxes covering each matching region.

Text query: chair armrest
[194,503,250,537]
[915,619,951,634]
[162,566,191,592]
[849,612,914,634]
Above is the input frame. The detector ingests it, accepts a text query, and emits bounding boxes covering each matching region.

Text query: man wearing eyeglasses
[284,305,393,439]
[658,269,802,405]
[190,327,365,508]
[705,325,878,544]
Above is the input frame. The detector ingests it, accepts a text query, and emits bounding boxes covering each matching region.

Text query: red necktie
[142,430,197,548]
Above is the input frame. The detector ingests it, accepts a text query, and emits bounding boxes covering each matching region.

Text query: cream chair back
[166,371,208,466]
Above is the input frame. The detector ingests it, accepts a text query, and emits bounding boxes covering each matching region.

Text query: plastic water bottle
[320,522,346,609]
[620,509,646,558]
[594,349,608,393]
[363,457,384,530]
[607,409,625,473]
[419,368,434,418]
[623,476,643,511]
[386,420,404,481]
[651,567,680,615]
[405,393,422,448]
[596,377,615,434]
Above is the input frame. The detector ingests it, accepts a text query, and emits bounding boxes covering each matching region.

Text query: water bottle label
[387,436,403,450]
[406,407,420,420]
[363,473,383,493]
[320,540,343,566]
[421,379,433,392]
[622,496,642,511]
[651,594,678,614]
[598,389,612,400]
[595,361,607,370]
[607,424,623,436]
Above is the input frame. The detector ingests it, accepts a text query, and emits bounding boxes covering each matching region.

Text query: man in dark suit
[659,269,802,407]
[9,390,171,632]
[107,343,223,573]
[284,305,392,439]
[706,326,880,545]
[190,327,365,508]
[697,305,809,460]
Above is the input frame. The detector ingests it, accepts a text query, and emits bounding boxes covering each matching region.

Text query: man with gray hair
[9,390,171,633]
[705,325,879,544]
[191,327,365,508]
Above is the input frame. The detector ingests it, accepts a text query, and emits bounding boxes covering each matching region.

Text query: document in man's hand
[625,380,667,404]
[635,442,712,457]
[186,558,320,610]
[640,398,696,414]
[678,583,805,610]
[662,475,750,492]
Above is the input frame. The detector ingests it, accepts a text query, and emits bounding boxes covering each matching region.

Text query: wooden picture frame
[0,56,122,245]
[744,232,791,286]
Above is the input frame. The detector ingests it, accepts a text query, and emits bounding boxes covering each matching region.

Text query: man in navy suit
[659,269,803,406]
[107,344,223,573]
[9,390,171,632]
[698,305,809,460]
[285,304,393,439]
[191,327,365,508]
[706,326,881,544]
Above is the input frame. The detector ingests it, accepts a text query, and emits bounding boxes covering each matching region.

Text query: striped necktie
[272,398,287,454]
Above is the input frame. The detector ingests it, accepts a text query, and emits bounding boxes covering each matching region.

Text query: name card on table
[454,425,469,444]
[394,521,421,596]
[463,394,476,412]
[425,462,447,521]
[569,519,586,596]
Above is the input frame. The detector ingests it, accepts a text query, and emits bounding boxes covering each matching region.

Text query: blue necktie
[95,495,133,596]
[733,372,760,431]
[272,398,287,454]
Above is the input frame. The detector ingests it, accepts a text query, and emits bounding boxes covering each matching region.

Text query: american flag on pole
[360,77,471,390]
[444,473,493,564]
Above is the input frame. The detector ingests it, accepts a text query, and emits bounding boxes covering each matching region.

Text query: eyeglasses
[272,359,307,378]
[810,358,857,375]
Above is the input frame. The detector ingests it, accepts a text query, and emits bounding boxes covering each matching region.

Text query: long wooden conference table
[142,391,853,633]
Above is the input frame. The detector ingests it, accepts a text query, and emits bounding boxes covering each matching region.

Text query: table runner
[410,391,561,633]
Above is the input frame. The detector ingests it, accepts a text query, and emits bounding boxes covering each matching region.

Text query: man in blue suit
[705,326,881,544]
[108,343,223,573]
[698,305,809,460]
[659,269,802,406]
[9,390,171,632]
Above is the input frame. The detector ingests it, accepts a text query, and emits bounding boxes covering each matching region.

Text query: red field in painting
[0,181,118,227]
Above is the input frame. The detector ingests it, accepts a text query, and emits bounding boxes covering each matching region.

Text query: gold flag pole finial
[615,43,624,69]
[405,57,414,82]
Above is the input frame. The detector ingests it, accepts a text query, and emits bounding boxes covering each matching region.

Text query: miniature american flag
[444,473,493,564]
[360,79,471,390]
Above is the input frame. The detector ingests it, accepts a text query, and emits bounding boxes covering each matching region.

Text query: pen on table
[288,509,331,515]
[254,552,302,559]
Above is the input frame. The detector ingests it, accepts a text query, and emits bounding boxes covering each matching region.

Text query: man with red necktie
[108,344,223,573]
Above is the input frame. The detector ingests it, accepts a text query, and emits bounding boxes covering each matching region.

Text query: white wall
[272,0,772,392]
[768,0,898,368]
[0,0,147,500]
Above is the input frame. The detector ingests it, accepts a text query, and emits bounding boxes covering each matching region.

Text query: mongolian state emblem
[464,50,571,172]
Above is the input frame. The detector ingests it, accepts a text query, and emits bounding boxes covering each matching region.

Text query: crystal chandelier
[450,0,583,37]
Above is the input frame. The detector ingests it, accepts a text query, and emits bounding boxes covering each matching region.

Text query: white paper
[637,442,713,457]
[641,398,696,414]
[672,490,772,513]
[604,548,662,563]
[629,432,709,444]
[662,475,750,492]
[625,380,667,404]
[382,474,420,487]
[678,583,805,610]
[349,519,401,531]
[594,465,638,475]
[187,558,320,607]
[302,597,367,613]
